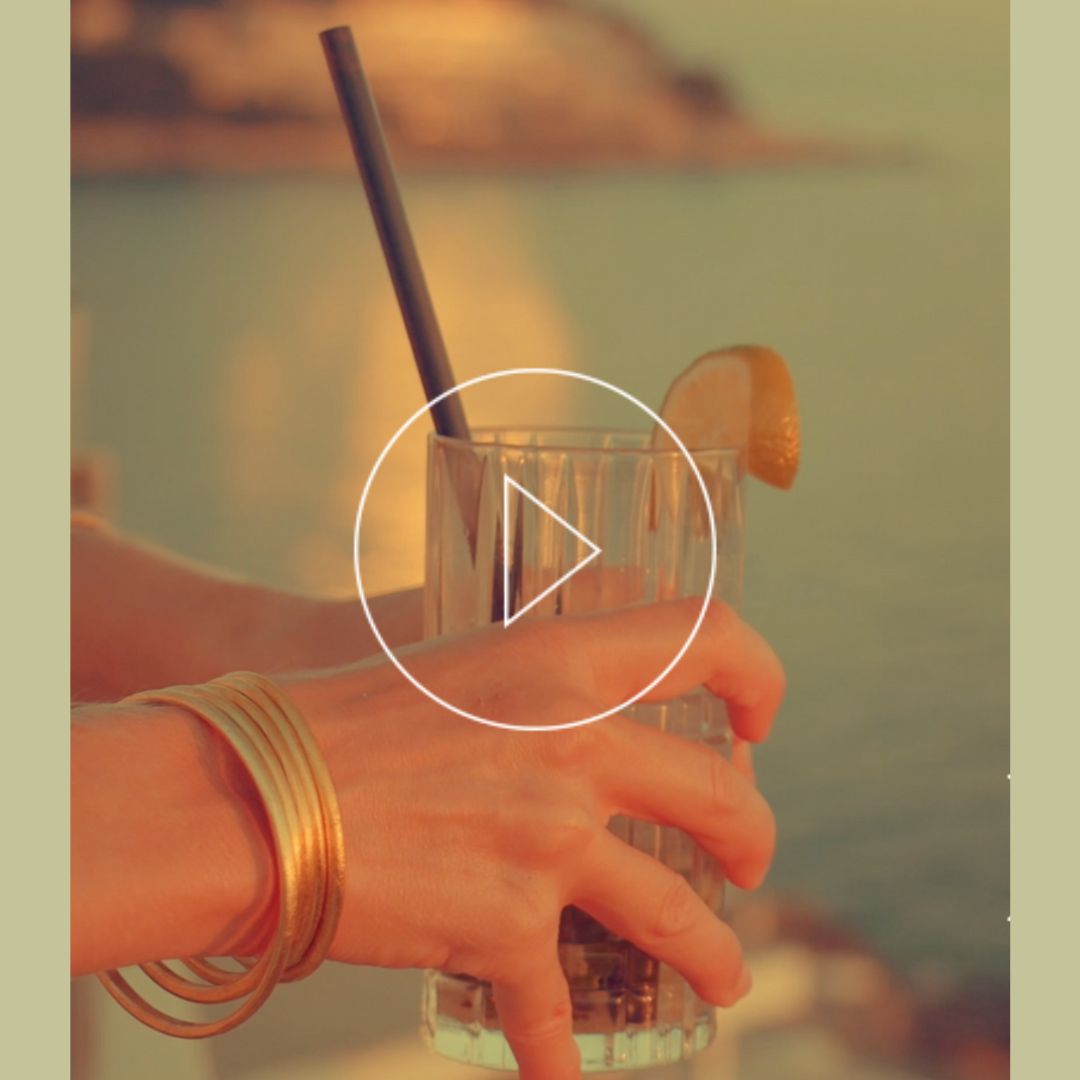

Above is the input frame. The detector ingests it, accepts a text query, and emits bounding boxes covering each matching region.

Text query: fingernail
[734,966,753,998]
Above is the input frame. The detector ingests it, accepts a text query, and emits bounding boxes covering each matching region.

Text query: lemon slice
[655,345,801,489]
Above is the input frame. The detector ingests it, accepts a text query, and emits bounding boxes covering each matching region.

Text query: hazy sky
[592,0,1008,159]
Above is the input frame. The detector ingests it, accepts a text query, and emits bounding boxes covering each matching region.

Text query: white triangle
[503,475,602,628]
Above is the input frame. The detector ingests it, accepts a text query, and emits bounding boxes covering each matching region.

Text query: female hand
[283,596,785,1080]
[72,595,782,1080]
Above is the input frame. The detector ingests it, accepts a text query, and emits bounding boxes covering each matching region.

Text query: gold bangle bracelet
[96,672,345,1039]
[221,673,345,982]
[138,686,301,1007]
[97,686,295,1034]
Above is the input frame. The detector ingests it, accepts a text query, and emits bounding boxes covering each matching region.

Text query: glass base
[421,969,717,1072]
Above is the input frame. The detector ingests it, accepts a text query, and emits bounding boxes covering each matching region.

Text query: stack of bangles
[96,671,346,1038]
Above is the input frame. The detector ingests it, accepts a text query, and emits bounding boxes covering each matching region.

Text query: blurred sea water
[71,154,1008,982]
[70,6,1007,1075]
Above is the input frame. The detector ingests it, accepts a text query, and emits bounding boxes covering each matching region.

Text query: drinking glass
[419,427,744,1072]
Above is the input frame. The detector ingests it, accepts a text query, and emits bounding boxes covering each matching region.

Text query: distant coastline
[71,0,889,175]
[71,116,879,176]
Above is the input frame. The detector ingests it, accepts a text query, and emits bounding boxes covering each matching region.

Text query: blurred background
[70,1,1008,1078]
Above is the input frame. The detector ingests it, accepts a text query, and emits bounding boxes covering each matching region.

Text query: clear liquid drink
[420,428,744,1072]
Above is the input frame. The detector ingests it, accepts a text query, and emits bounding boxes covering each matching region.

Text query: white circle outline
[353,368,717,731]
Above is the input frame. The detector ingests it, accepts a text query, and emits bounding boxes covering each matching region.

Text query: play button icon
[354,367,718,731]
[502,475,602,628]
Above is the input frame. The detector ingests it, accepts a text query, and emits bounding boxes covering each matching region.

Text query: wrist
[72,702,276,973]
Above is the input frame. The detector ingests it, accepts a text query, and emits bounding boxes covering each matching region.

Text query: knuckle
[652,875,701,940]
[522,801,598,863]
[499,879,557,944]
[545,803,598,857]
[496,770,601,870]
[540,724,598,771]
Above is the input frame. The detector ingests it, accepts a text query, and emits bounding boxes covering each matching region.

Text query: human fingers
[567,598,785,742]
[491,951,581,1080]
[589,721,775,889]
[572,830,751,1007]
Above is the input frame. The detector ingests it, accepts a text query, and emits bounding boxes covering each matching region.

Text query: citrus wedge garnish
[654,345,800,489]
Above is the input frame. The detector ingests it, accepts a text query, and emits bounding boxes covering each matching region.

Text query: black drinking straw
[321,25,513,612]
[320,26,470,442]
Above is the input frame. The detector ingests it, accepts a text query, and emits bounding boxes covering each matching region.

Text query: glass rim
[429,425,743,459]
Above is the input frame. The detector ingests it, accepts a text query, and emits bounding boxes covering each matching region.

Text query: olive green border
[1012,3,1075,1076]
[5,3,70,1076]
